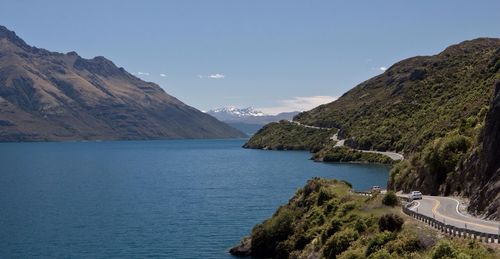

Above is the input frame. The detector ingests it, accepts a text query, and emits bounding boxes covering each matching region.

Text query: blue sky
[1,1,499,114]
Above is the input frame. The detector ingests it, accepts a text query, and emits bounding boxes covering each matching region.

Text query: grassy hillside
[245,39,500,215]
[313,147,395,164]
[296,38,499,153]
[230,178,499,259]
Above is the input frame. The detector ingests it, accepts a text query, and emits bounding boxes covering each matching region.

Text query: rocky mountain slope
[245,38,500,218]
[207,107,298,136]
[432,82,500,219]
[0,26,245,141]
[295,38,499,153]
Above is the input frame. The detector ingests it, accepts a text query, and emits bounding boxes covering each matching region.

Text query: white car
[409,191,423,200]
[372,186,382,192]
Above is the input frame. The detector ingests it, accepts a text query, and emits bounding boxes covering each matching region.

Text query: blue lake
[0,139,389,258]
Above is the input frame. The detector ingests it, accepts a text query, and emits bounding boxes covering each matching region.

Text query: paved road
[291,121,404,161]
[408,196,500,235]
[289,120,332,130]
[360,150,404,160]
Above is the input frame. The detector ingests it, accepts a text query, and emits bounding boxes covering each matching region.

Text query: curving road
[359,150,404,161]
[289,120,332,130]
[287,121,499,234]
[290,120,404,161]
[408,196,500,235]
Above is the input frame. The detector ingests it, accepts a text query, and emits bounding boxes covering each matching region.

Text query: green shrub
[321,218,342,241]
[303,178,322,196]
[317,187,333,206]
[338,248,365,259]
[366,231,396,256]
[378,213,404,232]
[431,240,458,259]
[354,218,367,233]
[423,134,471,184]
[364,215,379,230]
[250,207,295,257]
[323,228,359,258]
[382,191,399,207]
[389,160,411,188]
[307,209,325,226]
[269,208,295,240]
[325,200,339,214]
[385,231,422,255]
[339,201,357,216]
[251,224,274,257]
[368,249,395,259]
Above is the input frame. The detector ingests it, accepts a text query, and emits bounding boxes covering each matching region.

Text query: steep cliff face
[0,26,245,141]
[450,82,500,219]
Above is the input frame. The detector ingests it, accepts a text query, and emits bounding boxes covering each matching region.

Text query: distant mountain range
[0,25,245,141]
[207,107,299,136]
[207,107,266,120]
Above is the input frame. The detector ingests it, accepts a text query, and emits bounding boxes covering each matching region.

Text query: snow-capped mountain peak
[208,107,266,118]
[206,106,300,135]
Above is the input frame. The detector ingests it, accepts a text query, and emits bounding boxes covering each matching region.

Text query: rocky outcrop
[451,81,500,219]
[229,237,252,256]
[0,25,245,141]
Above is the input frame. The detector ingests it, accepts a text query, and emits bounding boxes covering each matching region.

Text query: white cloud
[208,73,225,79]
[160,73,167,77]
[198,73,225,79]
[379,66,387,71]
[136,72,150,76]
[258,95,338,115]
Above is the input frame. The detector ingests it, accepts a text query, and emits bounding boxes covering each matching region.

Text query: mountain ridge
[207,107,299,136]
[0,25,245,141]
[207,107,266,120]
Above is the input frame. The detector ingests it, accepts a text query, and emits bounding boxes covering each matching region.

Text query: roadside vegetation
[232,178,499,259]
[389,133,474,193]
[243,120,336,152]
[382,191,399,207]
[313,147,395,164]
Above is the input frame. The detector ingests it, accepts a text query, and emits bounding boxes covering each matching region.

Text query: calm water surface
[0,139,389,258]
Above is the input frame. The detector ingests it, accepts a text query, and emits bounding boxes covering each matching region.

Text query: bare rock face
[229,236,252,257]
[0,25,245,141]
[459,81,500,219]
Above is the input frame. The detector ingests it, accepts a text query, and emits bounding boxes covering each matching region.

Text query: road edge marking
[444,197,500,225]
[428,197,498,231]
